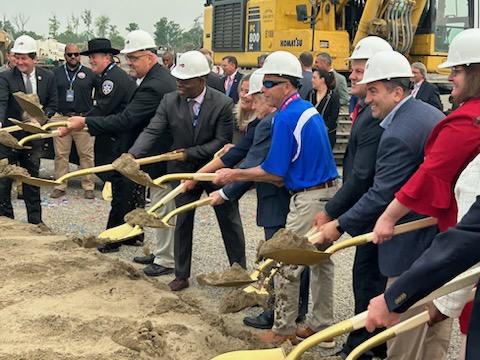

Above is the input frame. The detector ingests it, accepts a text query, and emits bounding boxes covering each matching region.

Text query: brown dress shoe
[50,189,66,198]
[257,330,299,345]
[296,325,335,348]
[168,278,189,291]
[84,190,95,199]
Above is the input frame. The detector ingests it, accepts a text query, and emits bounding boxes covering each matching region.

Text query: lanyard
[64,64,82,90]
[102,63,116,77]
[280,92,300,110]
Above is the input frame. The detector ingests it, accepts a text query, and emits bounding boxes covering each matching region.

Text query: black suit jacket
[207,72,225,93]
[86,63,176,177]
[129,87,234,174]
[0,67,57,133]
[224,71,243,104]
[415,81,443,111]
[325,101,384,220]
[384,196,480,360]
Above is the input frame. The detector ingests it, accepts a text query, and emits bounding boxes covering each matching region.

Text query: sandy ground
[0,159,461,359]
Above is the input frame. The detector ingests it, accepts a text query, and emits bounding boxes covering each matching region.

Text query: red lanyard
[280,93,300,110]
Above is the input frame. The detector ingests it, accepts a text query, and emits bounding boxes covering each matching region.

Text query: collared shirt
[187,86,207,116]
[411,80,424,98]
[54,64,96,114]
[136,76,145,86]
[22,69,37,94]
[379,95,412,130]
[224,70,237,92]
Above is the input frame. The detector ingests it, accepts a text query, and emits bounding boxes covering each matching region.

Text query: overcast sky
[1,0,206,37]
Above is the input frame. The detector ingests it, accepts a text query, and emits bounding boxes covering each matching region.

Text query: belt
[290,180,336,195]
[61,112,85,116]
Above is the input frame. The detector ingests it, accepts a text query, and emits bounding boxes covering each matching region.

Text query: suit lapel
[417,82,426,99]
[35,69,44,99]
[14,68,26,93]
[180,97,195,140]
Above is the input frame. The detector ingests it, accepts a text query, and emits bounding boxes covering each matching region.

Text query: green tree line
[1,11,203,51]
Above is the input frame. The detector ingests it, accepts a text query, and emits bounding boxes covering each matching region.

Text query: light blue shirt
[380,95,412,130]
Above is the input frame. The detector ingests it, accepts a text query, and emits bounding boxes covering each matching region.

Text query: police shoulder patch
[102,80,114,95]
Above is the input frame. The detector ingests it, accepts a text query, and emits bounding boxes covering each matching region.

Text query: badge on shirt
[66,89,75,102]
[102,80,114,95]
[77,72,86,79]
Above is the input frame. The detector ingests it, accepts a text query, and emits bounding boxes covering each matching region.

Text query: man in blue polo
[215,50,338,345]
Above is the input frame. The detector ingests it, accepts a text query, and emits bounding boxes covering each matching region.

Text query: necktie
[188,100,198,127]
[25,75,33,94]
[224,76,232,94]
[351,101,361,124]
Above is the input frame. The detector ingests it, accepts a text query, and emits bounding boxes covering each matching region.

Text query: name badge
[66,89,75,102]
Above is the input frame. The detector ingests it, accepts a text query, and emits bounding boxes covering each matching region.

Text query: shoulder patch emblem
[77,72,86,79]
[102,80,114,95]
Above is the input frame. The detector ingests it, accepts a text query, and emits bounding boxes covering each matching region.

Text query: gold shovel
[263,217,438,265]
[8,118,50,134]
[98,195,213,242]
[8,152,184,188]
[345,287,477,360]
[13,92,48,125]
[210,266,480,360]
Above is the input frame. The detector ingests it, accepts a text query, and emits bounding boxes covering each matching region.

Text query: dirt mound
[219,288,269,313]
[0,159,30,177]
[258,228,316,258]
[0,217,254,359]
[197,263,253,286]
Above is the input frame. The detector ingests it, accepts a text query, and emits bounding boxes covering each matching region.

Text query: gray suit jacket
[333,70,349,106]
[129,87,234,173]
[338,97,445,277]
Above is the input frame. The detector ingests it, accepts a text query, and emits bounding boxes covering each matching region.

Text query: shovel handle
[147,183,185,214]
[42,121,69,130]
[18,130,61,146]
[1,125,22,133]
[162,197,213,225]
[323,217,437,255]
[153,172,217,186]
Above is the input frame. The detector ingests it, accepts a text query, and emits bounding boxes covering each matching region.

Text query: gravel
[7,159,461,359]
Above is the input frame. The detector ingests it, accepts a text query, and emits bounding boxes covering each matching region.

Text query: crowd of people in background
[0,26,479,360]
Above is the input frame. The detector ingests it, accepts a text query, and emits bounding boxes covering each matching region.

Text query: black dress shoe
[168,277,189,291]
[97,243,120,253]
[243,309,274,329]
[133,253,155,265]
[122,234,144,246]
[143,263,174,276]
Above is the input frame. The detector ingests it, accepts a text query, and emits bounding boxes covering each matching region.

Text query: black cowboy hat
[80,38,120,56]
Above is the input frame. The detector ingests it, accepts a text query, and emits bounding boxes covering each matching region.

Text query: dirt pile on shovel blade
[197,263,253,286]
[0,131,24,149]
[0,159,30,177]
[124,208,168,228]
[219,288,269,313]
[258,228,316,258]
[112,153,154,187]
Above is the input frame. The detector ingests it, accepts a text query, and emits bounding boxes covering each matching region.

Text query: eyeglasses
[262,80,289,89]
[450,66,465,77]
[66,53,80,57]
[126,53,149,62]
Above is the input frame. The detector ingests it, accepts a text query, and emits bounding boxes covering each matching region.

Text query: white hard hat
[171,51,211,80]
[348,36,393,60]
[258,51,303,79]
[12,35,37,54]
[358,51,413,84]
[246,69,264,96]
[438,28,480,68]
[121,29,156,54]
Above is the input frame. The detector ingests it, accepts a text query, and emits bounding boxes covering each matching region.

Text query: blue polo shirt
[261,97,338,191]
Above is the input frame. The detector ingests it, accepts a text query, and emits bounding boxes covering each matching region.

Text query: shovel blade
[13,175,61,187]
[263,249,332,265]
[211,348,286,360]
[98,223,143,241]
[8,119,49,133]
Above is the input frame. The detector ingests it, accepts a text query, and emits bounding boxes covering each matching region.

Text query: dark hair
[382,78,412,94]
[312,68,336,90]
[299,52,313,67]
[222,55,238,68]
[454,64,480,104]
[316,52,332,66]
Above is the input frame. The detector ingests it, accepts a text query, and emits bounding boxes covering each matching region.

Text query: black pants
[466,285,480,360]
[0,144,42,224]
[342,242,388,358]
[174,181,246,279]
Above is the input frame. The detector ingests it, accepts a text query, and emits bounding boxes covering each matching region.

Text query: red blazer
[396,97,480,231]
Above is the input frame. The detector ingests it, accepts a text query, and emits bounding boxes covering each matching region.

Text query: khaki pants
[386,277,452,360]
[151,185,175,268]
[53,131,94,191]
[273,187,336,335]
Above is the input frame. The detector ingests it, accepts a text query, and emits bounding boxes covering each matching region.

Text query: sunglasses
[262,80,289,89]
[66,53,80,57]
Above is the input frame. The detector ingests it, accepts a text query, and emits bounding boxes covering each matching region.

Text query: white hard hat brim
[171,69,211,80]
[357,72,414,85]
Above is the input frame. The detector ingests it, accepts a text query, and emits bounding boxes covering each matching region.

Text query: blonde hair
[234,74,257,131]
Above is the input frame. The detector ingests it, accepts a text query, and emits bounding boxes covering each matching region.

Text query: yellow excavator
[203,0,478,73]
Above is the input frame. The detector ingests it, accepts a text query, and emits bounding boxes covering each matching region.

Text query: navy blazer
[222,112,291,228]
[224,71,243,104]
[325,101,384,219]
[415,81,443,111]
[338,97,445,277]
[384,196,480,360]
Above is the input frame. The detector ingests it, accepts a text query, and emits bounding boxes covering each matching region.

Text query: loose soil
[197,263,253,287]
[0,159,30,177]
[257,228,316,258]
[218,288,269,314]
[0,216,258,359]
[112,154,154,187]
[0,131,23,149]
[124,208,168,228]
